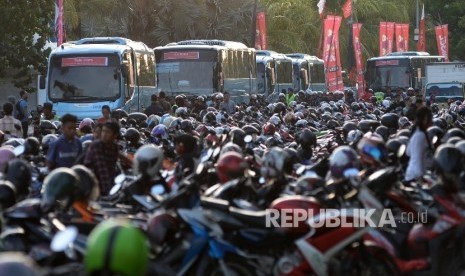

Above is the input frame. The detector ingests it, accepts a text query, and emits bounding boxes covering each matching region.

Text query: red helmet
[216,152,246,184]
[263,123,276,136]
[269,196,321,235]
[146,212,179,245]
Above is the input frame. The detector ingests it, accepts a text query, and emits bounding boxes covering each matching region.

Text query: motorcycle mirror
[13,145,25,157]
[51,226,78,252]
[150,184,165,196]
[213,147,221,158]
[109,183,122,196]
[196,163,205,175]
[296,165,306,175]
[114,174,126,185]
[201,148,213,163]
[244,135,253,143]
[397,144,406,158]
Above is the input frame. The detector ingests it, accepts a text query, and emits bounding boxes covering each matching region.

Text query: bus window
[124,53,135,100]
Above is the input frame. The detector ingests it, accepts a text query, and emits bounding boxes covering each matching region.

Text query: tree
[0,0,54,90]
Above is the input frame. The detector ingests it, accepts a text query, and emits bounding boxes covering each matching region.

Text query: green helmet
[85,219,149,276]
[41,168,80,213]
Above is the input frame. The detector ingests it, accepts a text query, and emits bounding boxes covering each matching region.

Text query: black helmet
[442,128,465,143]
[274,102,287,114]
[23,137,40,156]
[342,122,358,139]
[381,113,399,129]
[265,137,281,148]
[41,168,80,213]
[434,144,463,175]
[386,138,403,156]
[396,129,411,138]
[203,112,216,126]
[350,102,359,112]
[375,126,390,142]
[124,128,141,145]
[39,120,57,135]
[242,125,259,136]
[229,128,246,148]
[41,134,58,154]
[71,165,99,201]
[427,126,444,145]
[326,119,340,130]
[432,118,447,131]
[128,112,148,125]
[0,180,19,209]
[283,148,299,174]
[180,119,193,133]
[297,129,317,150]
[111,109,129,120]
[5,159,31,199]
[358,120,373,133]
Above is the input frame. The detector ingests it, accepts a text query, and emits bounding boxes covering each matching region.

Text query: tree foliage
[0,0,54,90]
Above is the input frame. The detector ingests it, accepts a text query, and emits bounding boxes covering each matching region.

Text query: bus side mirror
[39,75,46,89]
[267,68,276,85]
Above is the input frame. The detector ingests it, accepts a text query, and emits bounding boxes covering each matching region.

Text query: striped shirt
[0,115,22,138]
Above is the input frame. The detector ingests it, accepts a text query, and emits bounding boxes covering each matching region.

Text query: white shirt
[405,129,431,181]
[0,115,22,138]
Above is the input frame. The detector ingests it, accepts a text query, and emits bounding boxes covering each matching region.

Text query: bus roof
[154,40,253,51]
[51,37,153,56]
[367,54,445,62]
[285,53,323,64]
[386,51,430,56]
[256,50,292,63]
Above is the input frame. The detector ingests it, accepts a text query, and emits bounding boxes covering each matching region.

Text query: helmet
[432,118,447,131]
[346,129,363,144]
[382,99,390,109]
[39,120,57,135]
[220,142,242,156]
[447,136,462,145]
[357,133,388,167]
[124,128,141,145]
[216,112,227,124]
[111,109,129,120]
[85,219,149,276]
[358,120,373,133]
[381,113,399,129]
[265,137,281,148]
[434,144,463,175]
[179,119,193,133]
[168,118,182,132]
[242,125,259,136]
[329,146,359,179]
[442,128,465,143]
[263,123,276,136]
[296,119,309,129]
[160,114,174,127]
[326,119,340,130]
[456,141,465,156]
[0,180,19,209]
[269,115,282,126]
[375,126,390,142]
[128,112,148,125]
[151,124,169,140]
[229,128,246,148]
[0,147,15,172]
[342,122,358,139]
[275,102,287,113]
[283,148,299,174]
[398,117,411,129]
[71,165,99,201]
[396,129,411,138]
[79,118,94,133]
[133,145,164,179]
[216,152,246,184]
[297,129,317,149]
[294,173,324,195]
[0,252,40,276]
[5,159,31,199]
[260,148,289,179]
[41,134,58,153]
[442,113,454,126]
[351,102,359,112]
[203,111,217,126]
[175,107,188,118]
[41,168,80,213]
[146,213,179,245]
[147,115,160,129]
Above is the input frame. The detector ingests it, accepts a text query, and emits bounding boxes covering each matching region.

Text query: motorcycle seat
[200,197,230,212]
[228,206,269,228]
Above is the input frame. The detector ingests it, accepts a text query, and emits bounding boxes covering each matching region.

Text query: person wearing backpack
[14,90,29,138]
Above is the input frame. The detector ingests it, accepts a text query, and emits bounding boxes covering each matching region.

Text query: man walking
[14,90,29,138]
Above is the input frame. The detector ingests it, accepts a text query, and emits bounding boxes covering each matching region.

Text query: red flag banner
[342,0,352,19]
[323,15,343,92]
[256,12,267,50]
[379,22,395,56]
[417,5,426,52]
[352,23,365,98]
[435,24,449,61]
[395,23,409,52]
[55,0,64,46]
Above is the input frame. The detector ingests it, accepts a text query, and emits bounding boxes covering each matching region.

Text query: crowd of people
[0,84,465,274]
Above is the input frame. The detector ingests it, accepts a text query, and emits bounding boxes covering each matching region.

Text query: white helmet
[133,144,164,179]
[382,99,390,109]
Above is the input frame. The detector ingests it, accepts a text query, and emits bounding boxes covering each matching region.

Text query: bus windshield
[48,55,120,102]
[277,61,293,83]
[367,60,410,89]
[156,50,216,94]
